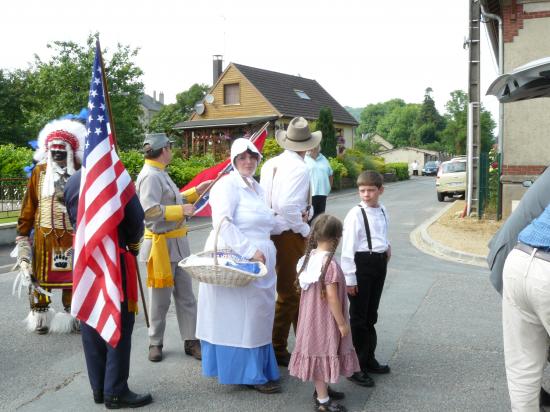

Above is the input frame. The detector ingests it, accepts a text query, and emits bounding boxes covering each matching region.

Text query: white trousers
[148,262,198,346]
[503,248,550,412]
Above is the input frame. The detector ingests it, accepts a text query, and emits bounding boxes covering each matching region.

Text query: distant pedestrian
[289,214,360,412]
[305,144,333,223]
[411,160,419,176]
[341,170,391,388]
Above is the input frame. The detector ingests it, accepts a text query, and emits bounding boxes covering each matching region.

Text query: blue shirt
[305,153,333,196]
[518,202,550,249]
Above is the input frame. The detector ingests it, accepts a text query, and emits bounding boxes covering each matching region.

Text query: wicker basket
[179,217,267,287]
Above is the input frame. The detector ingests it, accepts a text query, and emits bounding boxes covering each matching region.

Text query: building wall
[500,0,550,217]
[379,149,434,175]
[192,65,277,120]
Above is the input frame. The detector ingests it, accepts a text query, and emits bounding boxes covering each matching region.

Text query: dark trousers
[271,231,306,357]
[310,195,327,223]
[348,251,388,370]
[81,301,135,397]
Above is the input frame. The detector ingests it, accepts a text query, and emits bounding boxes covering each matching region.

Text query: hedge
[384,162,409,181]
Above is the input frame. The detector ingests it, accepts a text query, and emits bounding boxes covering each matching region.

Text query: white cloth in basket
[182,254,263,276]
[196,171,277,348]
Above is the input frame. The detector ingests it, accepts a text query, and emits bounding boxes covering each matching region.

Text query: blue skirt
[201,341,280,385]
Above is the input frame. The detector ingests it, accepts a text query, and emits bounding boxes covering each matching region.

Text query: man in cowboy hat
[260,117,321,366]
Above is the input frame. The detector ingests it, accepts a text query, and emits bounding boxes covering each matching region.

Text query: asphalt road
[0,177,510,411]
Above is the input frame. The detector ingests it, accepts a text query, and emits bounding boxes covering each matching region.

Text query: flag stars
[100,103,105,111]
[90,89,98,98]
[88,101,95,110]
[95,128,101,135]
[97,115,104,123]
[94,77,100,85]
[85,140,90,149]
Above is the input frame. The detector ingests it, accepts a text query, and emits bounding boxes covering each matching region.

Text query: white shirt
[260,150,311,237]
[341,201,389,286]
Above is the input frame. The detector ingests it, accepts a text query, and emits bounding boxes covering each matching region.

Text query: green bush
[328,157,348,178]
[385,162,409,180]
[0,144,33,178]
[340,149,386,179]
[119,150,144,180]
[168,155,216,187]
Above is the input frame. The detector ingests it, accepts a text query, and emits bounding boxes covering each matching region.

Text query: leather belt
[515,243,550,263]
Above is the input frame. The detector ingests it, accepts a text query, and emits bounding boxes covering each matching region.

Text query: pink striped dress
[288,257,360,383]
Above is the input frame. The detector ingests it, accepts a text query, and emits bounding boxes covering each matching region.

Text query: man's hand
[196,180,214,195]
[251,250,266,264]
[347,285,358,296]
[182,204,195,216]
[386,245,392,262]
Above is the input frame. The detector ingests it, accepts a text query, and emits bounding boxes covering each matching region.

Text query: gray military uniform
[136,161,197,346]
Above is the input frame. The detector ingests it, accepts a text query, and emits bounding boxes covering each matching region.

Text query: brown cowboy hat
[275,117,322,152]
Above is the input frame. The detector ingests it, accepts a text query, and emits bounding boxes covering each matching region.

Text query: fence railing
[0,178,27,219]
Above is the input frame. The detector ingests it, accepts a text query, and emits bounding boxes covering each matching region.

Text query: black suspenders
[358,205,387,253]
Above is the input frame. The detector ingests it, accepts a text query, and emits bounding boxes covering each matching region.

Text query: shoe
[93,390,103,404]
[347,371,374,387]
[35,324,49,334]
[314,398,347,412]
[148,345,163,362]
[275,352,291,367]
[313,386,345,400]
[541,387,550,406]
[365,359,390,374]
[104,390,152,409]
[184,339,202,360]
[246,381,282,394]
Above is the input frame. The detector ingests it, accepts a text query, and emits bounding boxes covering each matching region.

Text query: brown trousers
[271,231,306,357]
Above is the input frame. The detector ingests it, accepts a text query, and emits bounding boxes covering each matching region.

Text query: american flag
[71,41,135,347]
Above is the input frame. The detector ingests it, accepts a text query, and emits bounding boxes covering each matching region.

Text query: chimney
[159,92,164,104]
[213,55,223,84]
[153,90,157,101]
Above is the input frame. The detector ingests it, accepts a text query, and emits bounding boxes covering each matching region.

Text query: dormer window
[294,89,310,100]
[224,83,240,105]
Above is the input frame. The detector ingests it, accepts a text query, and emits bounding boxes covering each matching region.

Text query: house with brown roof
[174,60,358,157]
[483,0,550,217]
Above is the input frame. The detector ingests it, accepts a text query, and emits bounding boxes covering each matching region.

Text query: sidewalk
[410,200,496,267]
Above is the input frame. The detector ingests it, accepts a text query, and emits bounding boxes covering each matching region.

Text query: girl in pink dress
[289,214,360,412]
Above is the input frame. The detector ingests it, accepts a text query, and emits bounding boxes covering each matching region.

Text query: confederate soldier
[64,170,152,409]
[136,133,210,362]
[14,118,86,334]
[260,117,321,366]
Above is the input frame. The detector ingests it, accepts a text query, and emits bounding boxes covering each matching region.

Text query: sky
[2,0,500,118]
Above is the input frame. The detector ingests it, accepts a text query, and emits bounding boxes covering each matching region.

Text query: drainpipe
[480,4,504,156]
[480,3,504,218]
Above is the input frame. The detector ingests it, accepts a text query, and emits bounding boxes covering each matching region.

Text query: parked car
[422,161,439,176]
[436,159,466,202]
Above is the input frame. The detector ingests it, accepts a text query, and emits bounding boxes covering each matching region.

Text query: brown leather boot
[184,339,202,360]
[148,345,163,362]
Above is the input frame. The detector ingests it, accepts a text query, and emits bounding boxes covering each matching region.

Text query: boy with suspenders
[341,171,391,387]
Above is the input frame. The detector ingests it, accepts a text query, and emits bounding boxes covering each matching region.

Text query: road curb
[410,202,488,267]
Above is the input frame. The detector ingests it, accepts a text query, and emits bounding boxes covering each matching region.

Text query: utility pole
[467,0,481,216]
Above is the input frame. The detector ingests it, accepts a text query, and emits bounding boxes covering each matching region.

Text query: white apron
[196,172,277,348]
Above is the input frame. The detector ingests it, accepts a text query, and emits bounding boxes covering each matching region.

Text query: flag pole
[96,39,149,327]
[190,121,270,211]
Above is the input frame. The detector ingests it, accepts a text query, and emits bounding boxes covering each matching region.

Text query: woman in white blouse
[196,138,281,394]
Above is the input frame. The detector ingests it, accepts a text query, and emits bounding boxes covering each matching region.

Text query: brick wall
[503,0,550,42]
[502,164,547,175]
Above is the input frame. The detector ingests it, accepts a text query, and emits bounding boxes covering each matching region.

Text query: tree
[147,83,209,133]
[440,90,496,154]
[0,69,31,145]
[376,104,420,147]
[316,107,336,158]
[23,35,144,150]
[357,99,406,137]
[413,87,446,144]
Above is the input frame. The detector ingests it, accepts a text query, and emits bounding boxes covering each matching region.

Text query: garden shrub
[385,162,409,180]
[0,144,33,178]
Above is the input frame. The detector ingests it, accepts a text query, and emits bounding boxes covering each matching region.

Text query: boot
[184,339,202,360]
[25,308,55,334]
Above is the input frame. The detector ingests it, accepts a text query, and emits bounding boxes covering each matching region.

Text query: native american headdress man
[13,117,87,334]
[33,119,86,197]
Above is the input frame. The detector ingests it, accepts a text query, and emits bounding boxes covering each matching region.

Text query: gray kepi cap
[143,133,174,152]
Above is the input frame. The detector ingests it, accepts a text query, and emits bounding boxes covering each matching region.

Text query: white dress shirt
[260,150,311,238]
[341,201,389,286]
